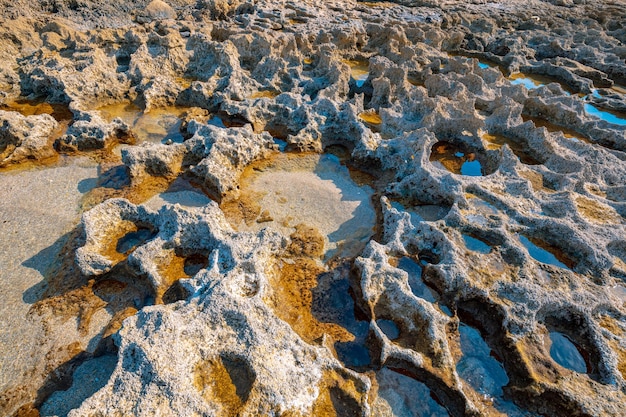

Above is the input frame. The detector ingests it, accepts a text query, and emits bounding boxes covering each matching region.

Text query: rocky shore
[1,0,626,416]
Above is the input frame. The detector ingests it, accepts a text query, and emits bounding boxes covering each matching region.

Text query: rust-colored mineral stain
[194,358,243,415]
[575,196,622,225]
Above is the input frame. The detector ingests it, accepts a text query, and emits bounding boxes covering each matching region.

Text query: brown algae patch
[221,152,376,260]
[193,357,244,415]
[156,252,190,303]
[309,369,368,417]
[247,90,280,99]
[574,195,622,224]
[519,169,554,193]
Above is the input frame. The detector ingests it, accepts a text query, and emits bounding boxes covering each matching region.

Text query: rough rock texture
[1,0,626,416]
[0,111,58,166]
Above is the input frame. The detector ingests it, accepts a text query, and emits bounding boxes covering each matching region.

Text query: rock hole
[343,59,369,88]
[548,332,588,373]
[395,256,437,302]
[462,234,492,254]
[219,353,256,404]
[518,234,573,270]
[116,227,157,256]
[38,354,117,417]
[456,323,509,398]
[376,319,400,340]
[373,367,450,417]
[430,141,486,176]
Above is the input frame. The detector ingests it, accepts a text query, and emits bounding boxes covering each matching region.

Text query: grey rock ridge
[0,0,626,416]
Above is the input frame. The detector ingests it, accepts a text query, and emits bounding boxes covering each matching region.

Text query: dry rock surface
[1,0,626,416]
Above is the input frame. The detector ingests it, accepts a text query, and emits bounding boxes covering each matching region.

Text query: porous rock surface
[1,0,626,416]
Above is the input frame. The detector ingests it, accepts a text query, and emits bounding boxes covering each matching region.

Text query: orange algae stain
[102,306,138,338]
[598,315,624,337]
[100,220,142,264]
[607,340,626,380]
[310,369,367,417]
[193,358,243,415]
[81,171,173,211]
[156,252,190,303]
[480,130,540,165]
[360,1,398,8]
[265,225,353,345]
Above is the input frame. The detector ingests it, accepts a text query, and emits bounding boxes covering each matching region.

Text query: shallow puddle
[548,332,587,373]
[481,131,541,164]
[508,72,574,94]
[396,257,437,302]
[521,116,589,143]
[343,59,369,87]
[222,152,376,260]
[116,227,157,256]
[390,200,450,224]
[98,103,188,144]
[376,319,400,340]
[0,99,73,122]
[430,141,484,176]
[583,103,626,126]
[462,234,492,254]
[456,323,509,397]
[373,367,450,417]
[518,235,571,270]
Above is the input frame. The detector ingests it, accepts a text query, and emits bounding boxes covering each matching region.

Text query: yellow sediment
[358,111,382,125]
